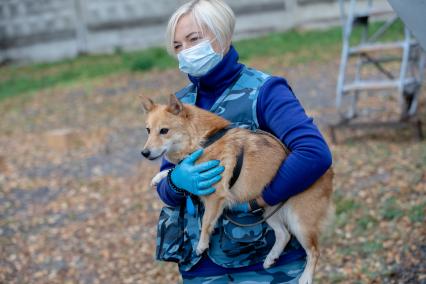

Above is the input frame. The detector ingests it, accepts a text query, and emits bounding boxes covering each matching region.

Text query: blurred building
[0,0,392,64]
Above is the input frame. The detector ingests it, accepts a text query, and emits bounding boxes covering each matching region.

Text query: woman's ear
[222,41,231,55]
[166,94,184,115]
[139,95,156,112]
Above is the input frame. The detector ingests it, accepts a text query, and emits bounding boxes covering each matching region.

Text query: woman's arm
[156,158,185,207]
[256,77,332,206]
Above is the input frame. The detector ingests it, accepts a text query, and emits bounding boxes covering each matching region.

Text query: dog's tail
[319,169,335,239]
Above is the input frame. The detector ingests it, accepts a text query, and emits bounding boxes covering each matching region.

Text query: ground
[0,50,425,284]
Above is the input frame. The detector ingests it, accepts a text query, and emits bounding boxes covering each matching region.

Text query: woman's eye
[190,37,199,42]
[146,128,151,134]
[174,44,182,51]
[160,128,169,135]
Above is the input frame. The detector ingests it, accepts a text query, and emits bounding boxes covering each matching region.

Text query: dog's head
[140,94,192,161]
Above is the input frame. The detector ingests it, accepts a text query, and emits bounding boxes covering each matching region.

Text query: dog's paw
[150,171,169,187]
[196,242,208,256]
[263,256,277,269]
[263,249,281,269]
[150,178,159,187]
[298,273,313,284]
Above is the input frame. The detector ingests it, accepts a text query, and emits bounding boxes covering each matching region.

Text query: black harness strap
[200,127,243,189]
[229,147,244,189]
[200,128,231,148]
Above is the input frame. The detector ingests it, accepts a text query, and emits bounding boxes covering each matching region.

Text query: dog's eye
[160,128,169,135]
[146,128,150,134]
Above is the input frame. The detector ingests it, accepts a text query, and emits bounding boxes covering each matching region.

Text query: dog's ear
[167,94,184,115]
[140,95,155,112]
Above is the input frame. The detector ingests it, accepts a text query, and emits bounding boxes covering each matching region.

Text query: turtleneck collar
[188,45,244,97]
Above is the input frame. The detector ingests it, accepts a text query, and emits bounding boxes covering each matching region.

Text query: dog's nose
[141,149,150,158]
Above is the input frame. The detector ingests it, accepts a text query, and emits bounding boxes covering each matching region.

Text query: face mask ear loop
[213,36,231,57]
[210,37,224,57]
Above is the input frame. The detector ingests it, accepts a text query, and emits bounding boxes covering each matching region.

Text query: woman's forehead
[175,14,204,40]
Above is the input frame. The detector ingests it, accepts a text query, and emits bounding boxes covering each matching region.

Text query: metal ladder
[330,0,425,142]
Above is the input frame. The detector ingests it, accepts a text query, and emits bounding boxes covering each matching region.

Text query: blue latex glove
[170,149,224,196]
[230,202,250,213]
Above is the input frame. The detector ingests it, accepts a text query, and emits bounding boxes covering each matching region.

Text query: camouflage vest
[156,66,303,271]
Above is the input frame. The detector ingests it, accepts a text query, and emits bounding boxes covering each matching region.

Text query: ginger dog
[141,94,334,284]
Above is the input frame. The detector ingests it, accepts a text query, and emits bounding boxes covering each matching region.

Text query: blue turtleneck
[187,46,244,110]
[155,45,332,277]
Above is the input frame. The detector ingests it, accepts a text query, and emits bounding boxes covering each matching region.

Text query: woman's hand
[169,149,225,196]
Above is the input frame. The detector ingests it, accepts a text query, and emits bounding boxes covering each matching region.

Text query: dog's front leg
[151,170,169,187]
[196,196,225,256]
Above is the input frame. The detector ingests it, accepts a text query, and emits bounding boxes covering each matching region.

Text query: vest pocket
[156,206,186,262]
[219,212,269,257]
[156,205,203,269]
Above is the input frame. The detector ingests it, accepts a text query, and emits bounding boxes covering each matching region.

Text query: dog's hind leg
[196,196,226,256]
[287,212,319,284]
[263,206,291,269]
[296,235,319,284]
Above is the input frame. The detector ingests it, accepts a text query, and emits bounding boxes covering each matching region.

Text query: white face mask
[177,40,223,77]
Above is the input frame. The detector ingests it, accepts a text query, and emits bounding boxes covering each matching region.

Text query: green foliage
[356,213,378,232]
[380,197,404,220]
[334,194,360,227]
[235,27,342,62]
[361,240,383,254]
[125,48,175,71]
[408,202,425,222]
[335,195,360,215]
[0,54,127,100]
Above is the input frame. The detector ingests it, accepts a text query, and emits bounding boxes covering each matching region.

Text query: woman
[154,0,332,283]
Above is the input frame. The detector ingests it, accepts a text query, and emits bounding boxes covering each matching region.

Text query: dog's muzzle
[141,149,166,160]
[141,149,151,158]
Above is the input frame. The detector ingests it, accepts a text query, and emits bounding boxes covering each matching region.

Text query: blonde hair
[165,0,235,55]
